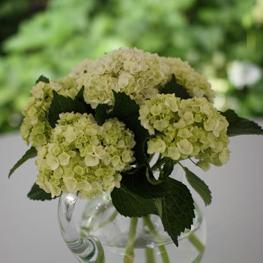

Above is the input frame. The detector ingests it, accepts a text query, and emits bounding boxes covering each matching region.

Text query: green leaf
[111,186,158,217]
[8,147,37,178]
[75,86,85,100]
[35,75,50,84]
[27,183,54,201]
[157,178,195,246]
[111,91,139,118]
[222,109,263,136]
[121,166,167,199]
[47,88,94,128]
[95,104,111,125]
[112,169,195,246]
[183,166,212,206]
[159,74,191,99]
[110,92,149,163]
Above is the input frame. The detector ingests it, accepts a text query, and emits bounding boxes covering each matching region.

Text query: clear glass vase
[58,193,207,263]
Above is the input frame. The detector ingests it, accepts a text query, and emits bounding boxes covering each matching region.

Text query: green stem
[151,154,162,170]
[192,254,203,263]
[124,217,138,263]
[81,199,111,225]
[188,233,205,254]
[143,216,170,263]
[97,211,118,229]
[94,237,105,263]
[145,248,156,263]
[80,211,118,237]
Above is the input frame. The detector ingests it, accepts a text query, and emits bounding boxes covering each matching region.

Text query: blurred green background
[0,0,262,133]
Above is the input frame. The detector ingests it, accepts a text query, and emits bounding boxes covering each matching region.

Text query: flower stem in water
[143,216,170,263]
[188,233,205,263]
[145,247,156,263]
[188,233,205,253]
[124,217,138,263]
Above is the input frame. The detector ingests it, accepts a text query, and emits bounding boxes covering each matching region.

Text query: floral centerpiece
[9,48,263,262]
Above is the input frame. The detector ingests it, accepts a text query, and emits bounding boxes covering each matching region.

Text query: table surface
[1,131,263,263]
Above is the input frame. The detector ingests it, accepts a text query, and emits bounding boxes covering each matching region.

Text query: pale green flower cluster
[71,48,170,107]
[139,94,229,168]
[71,48,214,108]
[164,57,215,101]
[20,48,223,198]
[20,81,53,147]
[20,76,80,148]
[36,112,135,198]
[51,76,81,99]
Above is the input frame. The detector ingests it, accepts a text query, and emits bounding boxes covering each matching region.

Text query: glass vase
[58,192,207,263]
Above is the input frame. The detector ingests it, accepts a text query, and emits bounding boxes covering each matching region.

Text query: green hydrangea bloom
[139,94,229,168]
[70,48,214,108]
[20,48,222,198]
[20,76,81,148]
[20,81,53,147]
[36,112,135,198]
[70,48,170,107]
[164,57,215,101]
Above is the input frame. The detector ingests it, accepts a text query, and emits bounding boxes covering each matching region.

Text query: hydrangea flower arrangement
[9,48,263,246]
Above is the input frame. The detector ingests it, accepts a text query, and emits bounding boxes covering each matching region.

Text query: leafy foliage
[27,183,54,201]
[4,0,263,248]
[120,166,167,199]
[0,0,47,52]
[159,158,176,180]
[160,75,191,99]
[111,187,158,217]
[183,166,212,206]
[8,147,37,178]
[94,104,111,125]
[111,92,140,120]
[111,167,195,246]
[155,178,195,246]
[0,0,263,133]
[109,92,149,164]
[35,75,50,84]
[222,109,263,136]
[47,88,93,127]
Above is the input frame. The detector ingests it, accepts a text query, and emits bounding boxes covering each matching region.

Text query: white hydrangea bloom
[36,112,135,198]
[139,94,229,167]
[71,47,214,107]
[51,75,81,98]
[20,82,53,147]
[70,48,171,107]
[22,48,214,149]
[20,76,81,148]
[164,57,215,101]
[20,47,223,198]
